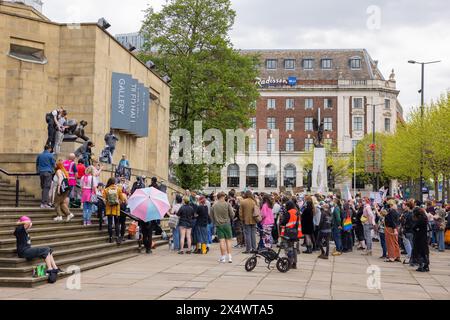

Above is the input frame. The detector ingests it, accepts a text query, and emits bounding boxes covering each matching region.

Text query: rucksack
[45,112,53,124]
[106,187,119,205]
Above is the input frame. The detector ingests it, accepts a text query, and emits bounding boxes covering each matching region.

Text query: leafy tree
[140,0,260,190]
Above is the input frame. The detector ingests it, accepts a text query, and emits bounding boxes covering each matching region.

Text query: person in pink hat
[14,216,61,282]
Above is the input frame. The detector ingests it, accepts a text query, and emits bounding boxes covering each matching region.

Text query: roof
[240,49,385,81]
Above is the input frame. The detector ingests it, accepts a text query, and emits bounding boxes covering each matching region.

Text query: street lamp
[366,102,385,192]
[408,59,441,202]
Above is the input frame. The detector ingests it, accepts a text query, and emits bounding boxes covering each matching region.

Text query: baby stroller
[245,226,291,273]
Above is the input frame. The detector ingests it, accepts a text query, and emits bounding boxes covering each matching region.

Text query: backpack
[106,187,119,205]
[168,214,179,229]
[45,112,53,124]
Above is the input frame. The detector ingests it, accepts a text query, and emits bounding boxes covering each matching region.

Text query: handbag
[360,215,368,224]
[253,203,262,223]
[88,176,97,203]
[168,214,179,229]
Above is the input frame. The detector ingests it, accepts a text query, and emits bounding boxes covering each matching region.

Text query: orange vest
[281,209,303,239]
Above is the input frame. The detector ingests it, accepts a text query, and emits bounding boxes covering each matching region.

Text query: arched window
[246,164,259,188]
[227,164,240,188]
[284,164,297,187]
[265,164,277,188]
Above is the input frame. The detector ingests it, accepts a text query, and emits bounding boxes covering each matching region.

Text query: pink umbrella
[126,187,170,222]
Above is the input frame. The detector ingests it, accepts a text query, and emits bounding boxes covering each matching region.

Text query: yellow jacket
[103,185,127,216]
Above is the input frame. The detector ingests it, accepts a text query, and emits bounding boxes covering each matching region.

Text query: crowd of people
[167,189,450,272]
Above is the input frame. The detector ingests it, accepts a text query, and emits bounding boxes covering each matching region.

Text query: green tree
[140,0,260,190]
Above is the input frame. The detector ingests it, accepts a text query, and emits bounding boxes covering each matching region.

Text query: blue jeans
[172,227,180,251]
[437,230,445,251]
[83,202,93,222]
[403,232,413,258]
[332,227,343,252]
[379,232,387,257]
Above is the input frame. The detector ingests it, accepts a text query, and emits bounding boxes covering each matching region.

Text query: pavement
[1,242,449,300]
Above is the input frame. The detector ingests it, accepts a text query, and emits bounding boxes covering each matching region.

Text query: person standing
[177,197,194,254]
[376,208,388,259]
[194,196,211,254]
[384,200,401,262]
[331,197,343,256]
[434,207,447,252]
[412,208,430,272]
[342,200,355,253]
[170,195,183,252]
[317,203,332,259]
[239,191,257,254]
[103,177,126,244]
[54,110,68,154]
[36,145,55,208]
[280,201,302,269]
[81,166,97,226]
[400,200,415,264]
[301,196,315,254]
[260,195,275,249]
[211,192,235,263]
[63,153,78,203]
[45,108,63,150]
[53,160,74,222]
[354,201,366,250]
[361,198,376,256]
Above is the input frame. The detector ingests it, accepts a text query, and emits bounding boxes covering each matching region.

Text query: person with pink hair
[14,216,61,282]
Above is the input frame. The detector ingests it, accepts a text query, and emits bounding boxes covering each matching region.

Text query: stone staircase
[0,179,171,287]
[0,178,41,207]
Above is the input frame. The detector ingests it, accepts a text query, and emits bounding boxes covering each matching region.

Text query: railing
[0,168,39,207]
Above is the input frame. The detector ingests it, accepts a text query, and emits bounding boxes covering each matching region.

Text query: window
[246,164,259,188]
[353,97,363,109]
[267,138,276,152]
[8,43,47,64]
[267,117,276,130]
[250,117,256,129]
[305,98,314,109]
[324,98,333,109]
[305,138,314,151]
[266,59,277,69]
[350,58,361,69]
[353,116,363,131]
[286,138,295,152]
[324,117,333,131]
[284,165,297,187]
[385,118,391,132]
[286,118,294,131]
[286,98,295,109]
[284,59,295,69]
[302,59,314,69]
[227,164,240,188]
[249,137,257,152]
[265,164,278,188]
[385,99,391,110]
[305,117,313,131]
[267,99,276,109]
[324,139,333,149]
[321,59,332,69]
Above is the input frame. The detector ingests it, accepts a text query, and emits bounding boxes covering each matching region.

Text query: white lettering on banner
[130,84,137,123]
[256,76,289,87]
[118,79,126,115]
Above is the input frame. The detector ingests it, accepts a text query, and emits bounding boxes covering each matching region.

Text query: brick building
[205,49,404,193]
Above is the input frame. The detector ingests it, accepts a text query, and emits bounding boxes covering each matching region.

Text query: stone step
[0,237,144,268]
[0,200,42,207]
[0,208,82,217]
[0,216,84,232]
[0,224,105,239]
[0,239,168,280]
[0,232,167,258]
[0,190,35,198]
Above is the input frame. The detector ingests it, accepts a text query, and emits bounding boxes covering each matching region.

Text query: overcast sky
[42,0,450,116]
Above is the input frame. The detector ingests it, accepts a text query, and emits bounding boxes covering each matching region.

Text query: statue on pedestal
[312,108,324,147]
[63,120,90,142]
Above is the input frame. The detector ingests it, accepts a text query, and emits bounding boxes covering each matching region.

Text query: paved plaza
[1,243,449,300]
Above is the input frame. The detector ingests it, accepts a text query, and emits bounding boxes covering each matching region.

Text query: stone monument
[311,109,328,194]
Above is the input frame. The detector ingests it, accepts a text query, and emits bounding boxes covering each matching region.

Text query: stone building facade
[0,1,174,196]
[205,49,403,194]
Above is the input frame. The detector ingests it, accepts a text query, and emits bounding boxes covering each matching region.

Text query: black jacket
[14,225,31,258]
[195,205,211,227]
[385,208,400,228]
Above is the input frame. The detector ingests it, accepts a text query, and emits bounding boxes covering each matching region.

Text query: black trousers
[97,200,105,230]
[141,221,154,250]
[286,240,298,266]
[317,231,331,256]
[119,212,127,238]
[46,125,56,149]
[107,216,119,239]
[342,230,353,252]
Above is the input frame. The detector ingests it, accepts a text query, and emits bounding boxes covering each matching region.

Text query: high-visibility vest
[281,209,303,239]
[63,160,77,186]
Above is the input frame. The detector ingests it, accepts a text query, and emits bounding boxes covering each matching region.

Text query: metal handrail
[0,168,39,207]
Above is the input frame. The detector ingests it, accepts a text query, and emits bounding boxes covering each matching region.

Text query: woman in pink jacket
[261,195,275,248]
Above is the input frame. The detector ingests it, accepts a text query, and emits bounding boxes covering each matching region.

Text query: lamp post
[366,102,385,192]
[408,59,441,203]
